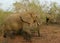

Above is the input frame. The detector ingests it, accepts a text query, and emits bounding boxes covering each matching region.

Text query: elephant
[0,12,41,41]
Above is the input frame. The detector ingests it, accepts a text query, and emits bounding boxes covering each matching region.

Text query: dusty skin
[0,24,60,43]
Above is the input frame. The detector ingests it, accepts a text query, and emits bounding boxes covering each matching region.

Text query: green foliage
[0,9,12,25]
[13,0,45,23]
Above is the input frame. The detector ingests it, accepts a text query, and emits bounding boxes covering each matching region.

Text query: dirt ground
[0,24,60,43]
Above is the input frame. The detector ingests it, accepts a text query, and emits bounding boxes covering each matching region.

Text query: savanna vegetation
[0,0,60,43]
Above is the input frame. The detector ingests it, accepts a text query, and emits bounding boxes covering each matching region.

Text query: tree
[48,2,58,23]
[12,0,44,37]
[42,2,59,23]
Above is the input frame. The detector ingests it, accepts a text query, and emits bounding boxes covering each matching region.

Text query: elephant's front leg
[37,29,40,37]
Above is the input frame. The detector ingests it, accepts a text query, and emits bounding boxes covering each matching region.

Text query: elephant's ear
[20,13,33,24]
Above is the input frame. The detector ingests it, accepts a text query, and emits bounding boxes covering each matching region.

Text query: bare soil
[1,24,60,43]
